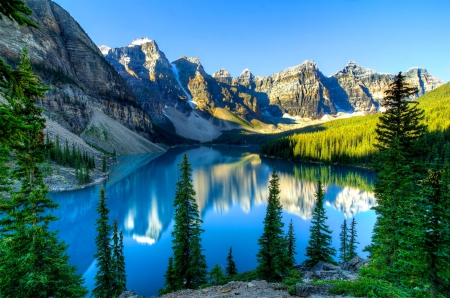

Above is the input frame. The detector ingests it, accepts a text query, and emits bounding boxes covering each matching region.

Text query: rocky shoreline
[118,257,368,298]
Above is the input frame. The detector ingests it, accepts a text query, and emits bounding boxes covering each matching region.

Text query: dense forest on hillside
[260,82,450,165]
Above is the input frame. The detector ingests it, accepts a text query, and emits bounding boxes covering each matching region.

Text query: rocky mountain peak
[212,68,232,84]
[403,67,444,95]
[98,45,111,55]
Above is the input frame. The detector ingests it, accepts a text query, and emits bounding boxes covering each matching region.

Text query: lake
[49,145,377,297]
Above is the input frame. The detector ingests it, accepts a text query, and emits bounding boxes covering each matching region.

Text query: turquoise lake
[49,145,377,297]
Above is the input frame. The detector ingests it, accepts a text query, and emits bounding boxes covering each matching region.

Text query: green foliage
[112,219,126,296]
[167,154,207,291]
[0,0,37,28]
[339,219,350,262]
[329,277,433,298]
[93,188,114,298]
[256,168,288,281]
[304,181,336,267]
[281,269,303,295]
[209,264,224,286]
[160,257,178,295]
[0,48,87,297]
[285,219,297,268]
[226,247,238,276]
[348,218,359,260]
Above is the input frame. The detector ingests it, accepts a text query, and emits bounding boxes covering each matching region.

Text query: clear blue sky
[52,0,449,82]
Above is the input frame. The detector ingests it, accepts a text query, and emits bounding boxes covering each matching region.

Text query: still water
[49,145,377,297]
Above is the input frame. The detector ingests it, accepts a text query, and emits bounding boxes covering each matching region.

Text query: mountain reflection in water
[49,145,376,296]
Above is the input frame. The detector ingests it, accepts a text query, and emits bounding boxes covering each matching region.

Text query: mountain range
[0,0,444,146]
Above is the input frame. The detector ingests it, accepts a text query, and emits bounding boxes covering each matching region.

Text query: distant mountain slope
[0,0,163,154]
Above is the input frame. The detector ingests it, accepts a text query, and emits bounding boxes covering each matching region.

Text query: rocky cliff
[0,0,161,152]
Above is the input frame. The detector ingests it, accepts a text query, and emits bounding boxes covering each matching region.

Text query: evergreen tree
[256,168,287,281]
[0,0,38,27]
[93,188,114,298]
[348,218,359,260]
[226,247,238,276]
[374,72,426,158]
[112,219,126,296]
[0,48,87,297]
[285,219,297,268]
[170,154,207,289]
[339,219,350,262]
[304,181,336,267]
[419,162,450,295]
[161,257,178,294]
[209,264,224,285]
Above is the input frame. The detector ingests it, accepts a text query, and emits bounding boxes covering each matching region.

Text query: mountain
[0,0,163,154]
[101,38,443,142]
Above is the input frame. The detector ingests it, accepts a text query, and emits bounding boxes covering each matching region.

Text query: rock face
[0,0,157,147]
[104,39,191,125]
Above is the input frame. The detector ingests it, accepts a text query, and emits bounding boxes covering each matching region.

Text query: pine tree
[348,218,359,260]
[112,219,126,296]
[374,72,426,158]
[226,247,238,276]
[93,188,114,298]
[339,219,350,262]
[0,48,87,297]
[419,162,450,295]
[304,181,336,267]
[256,168,287,281]
[161,257,178,294]
[209,264,224,285]
[285,219,297,268]
[0,0,38,27]
[170,154,207,290]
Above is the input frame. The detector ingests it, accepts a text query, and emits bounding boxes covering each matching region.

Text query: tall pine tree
[112,219,126,296]
[304,181,336,267]
[168,154,207,290]
[93,188,114,298]
[256,168,287,281]
[339,219,349,262]
[348,218,359,260]
[226,247,238,276]
[285,219,297,268]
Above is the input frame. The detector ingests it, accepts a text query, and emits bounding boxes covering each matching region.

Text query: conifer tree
[93,188,114,297]
[0,48,87,297]
[348,218,359,260]
[226,247,238,276]
[161,257,178,294]
[209,264,224,285]
[339,219,350,262]
[419,162,450,295]
[170,154,207,289]
[304,181,336,267]
[285,219,297,268]
[256,168,287,281]
[112,219,126,296]
[375,72,426,158]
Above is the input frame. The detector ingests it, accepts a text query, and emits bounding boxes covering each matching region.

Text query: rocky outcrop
[0,0,157,147]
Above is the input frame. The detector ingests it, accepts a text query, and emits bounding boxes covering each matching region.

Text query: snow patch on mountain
[128,37,153,47]
[98,45,111,55]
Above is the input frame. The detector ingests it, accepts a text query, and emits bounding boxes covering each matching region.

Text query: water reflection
[49,146,376,296]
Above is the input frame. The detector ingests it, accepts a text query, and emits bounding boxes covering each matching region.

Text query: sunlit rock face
[0,0,154,140]
[104,39,191,124]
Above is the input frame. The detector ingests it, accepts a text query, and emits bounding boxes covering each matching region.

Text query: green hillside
[260,82,450,165]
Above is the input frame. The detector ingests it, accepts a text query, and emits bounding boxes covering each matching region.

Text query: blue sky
[52,0,449,82]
